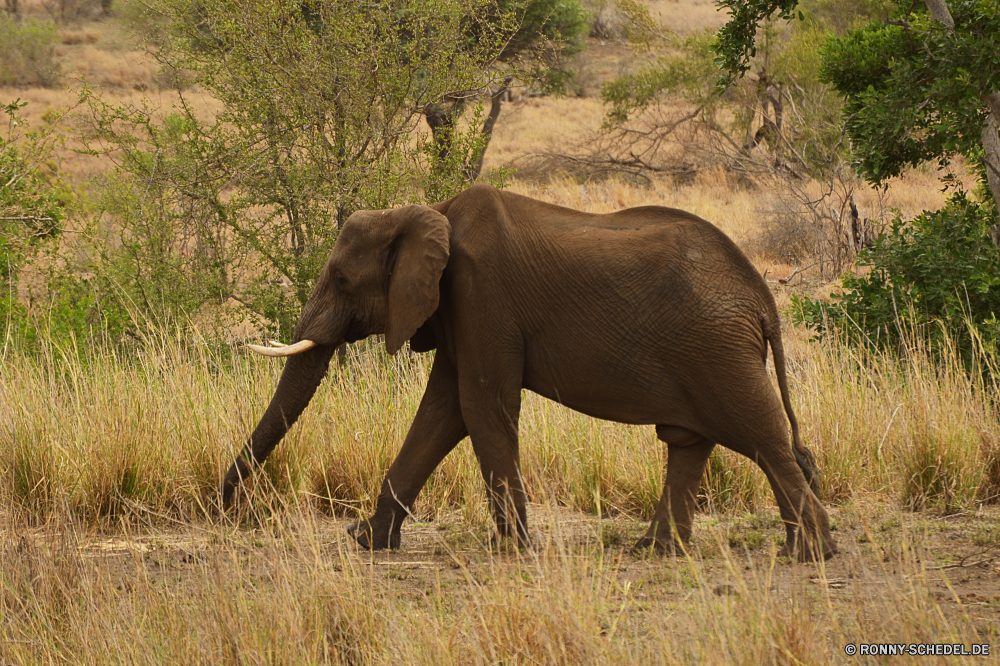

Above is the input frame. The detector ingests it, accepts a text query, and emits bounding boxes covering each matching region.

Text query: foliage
[500,0,591,92]
[599,0,888,177]
[37,273,133,347]
[82,109,236,330]
[499,0,590,64]
[708,0,890,80]
[818,0,1000,202]
[84,0,518,338]
[713,0,801,83]
[1,100,68,339]
[706,0,1000,370]
[420,102,517,202]
[792,193,1000,364]
[0,15,60,87]
[788,0,1000,373]
[420,0,589,187]
[600,31,720,128]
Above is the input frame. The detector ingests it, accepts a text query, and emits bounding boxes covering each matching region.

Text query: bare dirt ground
[6,502,999,638]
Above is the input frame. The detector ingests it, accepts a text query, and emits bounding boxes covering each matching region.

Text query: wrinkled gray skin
[220,184,837,561]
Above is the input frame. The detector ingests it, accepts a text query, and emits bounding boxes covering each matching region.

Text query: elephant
[220,183,837,561]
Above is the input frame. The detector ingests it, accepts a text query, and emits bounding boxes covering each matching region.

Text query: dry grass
[1,496,998,664]
[4,320,998,662]
[56,44,159,88]
[0,85,223,185]
[57,27,99,44]
[649,0,730,35]
[3,311,999,527]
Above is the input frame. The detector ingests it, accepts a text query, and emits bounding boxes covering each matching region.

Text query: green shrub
[792,193,1000,367]
[0,17,60,87]
[2,99,69,346]
[40,274,133,345]
[117,0,172,47]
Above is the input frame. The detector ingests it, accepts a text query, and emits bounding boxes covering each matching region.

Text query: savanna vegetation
[2,0,999,662]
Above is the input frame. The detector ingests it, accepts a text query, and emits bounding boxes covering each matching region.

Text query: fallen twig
[778,266,801,284]
[928,546,999,570]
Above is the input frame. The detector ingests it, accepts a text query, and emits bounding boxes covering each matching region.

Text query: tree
[818,0,1000,212]
[792,192,1000,364]
[422,0,591,183]
[83,0,520,337]
[716,0,1000,213]
[791,0,1000,364]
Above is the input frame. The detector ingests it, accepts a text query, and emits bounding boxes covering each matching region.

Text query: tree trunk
[425,79,512,185]
[464,76,512,182]
[983,93,1000,210]
[924,0,955,31]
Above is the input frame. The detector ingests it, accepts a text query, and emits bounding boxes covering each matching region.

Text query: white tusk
[268,340,287,348]
[246,339,318,357]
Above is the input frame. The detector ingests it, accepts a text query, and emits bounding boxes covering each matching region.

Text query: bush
[117,0,171,47]
[792,193,1000,366]
[2,99,69,345]
[0,16,60,87]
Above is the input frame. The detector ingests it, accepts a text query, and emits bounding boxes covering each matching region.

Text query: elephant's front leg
[460,375,528,547]
[348,353,467,550]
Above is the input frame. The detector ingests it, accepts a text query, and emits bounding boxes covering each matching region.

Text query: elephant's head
[220,205,451,506]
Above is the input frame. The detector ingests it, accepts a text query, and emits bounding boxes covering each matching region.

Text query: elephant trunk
[220,343,338,507]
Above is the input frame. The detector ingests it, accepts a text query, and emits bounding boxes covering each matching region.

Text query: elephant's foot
[219,457,254,509]
[632,517,691,556]
[779,525,838,562]
[489,517,532,551]
[630,534,686,556]
[631,535,670,555]
[489,530,533,551]
[347,517,401,551]
[489,505,531,550]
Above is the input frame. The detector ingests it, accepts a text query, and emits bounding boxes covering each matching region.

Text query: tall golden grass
[3,313,998,530]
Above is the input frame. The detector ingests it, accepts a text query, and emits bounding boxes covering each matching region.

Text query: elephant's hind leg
[711,388,836,562]
[348,352,467,550]
[634,426,715,554]
[756,450,836,562]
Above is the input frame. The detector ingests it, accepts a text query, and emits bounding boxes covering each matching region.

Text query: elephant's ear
[385,206,451,355]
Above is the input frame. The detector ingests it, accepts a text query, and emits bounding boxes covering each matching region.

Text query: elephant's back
[446,184,775,336]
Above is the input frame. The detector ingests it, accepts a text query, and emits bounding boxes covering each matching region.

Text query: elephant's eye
[334,276,347,291]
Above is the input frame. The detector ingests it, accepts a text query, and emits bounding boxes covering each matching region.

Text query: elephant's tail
[764,314,821,496]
